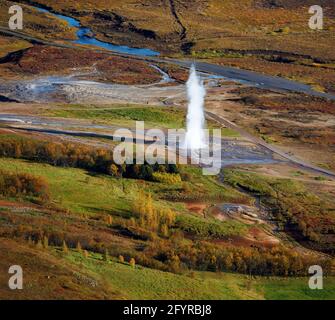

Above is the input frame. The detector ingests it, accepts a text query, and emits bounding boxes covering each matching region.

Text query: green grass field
[43,105,187,129]
[64,250,335,300]
[41,104,240,136]
[0,157,250,216]
[175,213,248,238]
[0,157,131,216]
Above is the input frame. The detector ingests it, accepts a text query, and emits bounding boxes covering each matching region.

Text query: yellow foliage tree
[43,236,49,249]
[129,258,136,268]
[76,241,82,253]
[62,240,69,253]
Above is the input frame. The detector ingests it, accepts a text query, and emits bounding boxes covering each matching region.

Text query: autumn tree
[76,242,82,253]
[43,236,49,249]
[104,249,109,262]
[167,254,181,273]
[107,164,119,177]
[27,236,33,246]
[106,215,113,225]
[62,240,69,253]
[36,239,43,249]
[160,224,169,237]
[129,258,136,268]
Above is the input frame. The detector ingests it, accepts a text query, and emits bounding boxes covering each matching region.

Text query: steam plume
[184,65,206,149]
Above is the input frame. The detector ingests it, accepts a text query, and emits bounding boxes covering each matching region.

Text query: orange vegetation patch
[210,206,228,221]
[244,227,280,245]
[213,227,280,249]
[1,45,162,84]
[185,202,208,215]
[0,128,17,135]
[0,200,39,209]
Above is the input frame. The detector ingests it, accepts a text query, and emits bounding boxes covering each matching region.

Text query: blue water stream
[35,7,160,56]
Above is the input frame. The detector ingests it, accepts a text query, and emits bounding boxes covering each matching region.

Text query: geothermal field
[0,0,335,302]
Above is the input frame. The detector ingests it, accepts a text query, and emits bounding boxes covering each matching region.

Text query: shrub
[152,172,182,184]
[175,214,247,239]
[180,172,192,181]
[240,94,260,105]
[278,26,290,34]
[0,169,50,202]
[107,164,119,177]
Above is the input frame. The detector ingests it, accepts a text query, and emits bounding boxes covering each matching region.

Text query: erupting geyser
[184,65,207,150]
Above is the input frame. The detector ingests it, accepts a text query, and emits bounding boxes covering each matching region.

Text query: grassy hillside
[65,250,335,300]
[1,239,334,300]
[0,156,247,216]
[0,134,334,299]
[0,239,123,299]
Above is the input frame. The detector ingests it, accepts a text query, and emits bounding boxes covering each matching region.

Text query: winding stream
[35,7,160,56]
